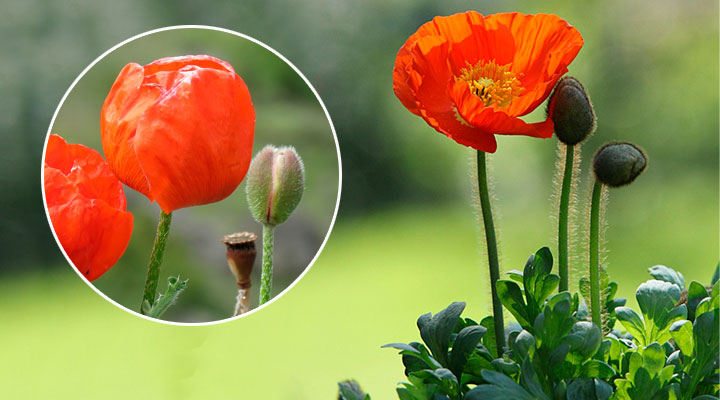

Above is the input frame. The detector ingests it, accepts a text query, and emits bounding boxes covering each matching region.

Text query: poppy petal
[101,63,161,198]
[44,134,133,281]
[134,67,255,213]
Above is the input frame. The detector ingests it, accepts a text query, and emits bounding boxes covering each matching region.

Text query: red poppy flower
[101,55,255,213]
[393,12,583,152]
[44,134,133,281]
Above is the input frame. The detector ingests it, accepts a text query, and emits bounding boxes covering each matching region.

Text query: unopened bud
[593,142,647,187]
[245,145,305,226]
[547,76,596,145]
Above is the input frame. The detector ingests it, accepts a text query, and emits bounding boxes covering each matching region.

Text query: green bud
[245,145,305,226]
[592,142,647,187]
[547,76,596,145]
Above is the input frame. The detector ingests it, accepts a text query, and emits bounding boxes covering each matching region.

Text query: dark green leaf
[338,380,370,400]
[687,281,710,321]
[616,307,646,346]
[479,316,497,359]
[648,265,685,287]
[520,357,549,400]
[579,360,616,379]
[449,325,485,378]
[417,302,466,367]
[565,321,603,361]
[497,280,531,328]
[382,343,421,354]
[567,378,612,400]
[490,358,520,375]
[711,263,719,285]
[513,330,536,361]
[463,371,535,400]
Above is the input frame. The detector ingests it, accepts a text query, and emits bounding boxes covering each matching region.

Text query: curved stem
[141,211,173,313]
[259,224,275,305]
[476,150,506,353]
[589,180,603,327]
[558,144,575,292]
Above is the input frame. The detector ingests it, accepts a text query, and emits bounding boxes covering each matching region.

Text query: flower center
[456,60,523,107]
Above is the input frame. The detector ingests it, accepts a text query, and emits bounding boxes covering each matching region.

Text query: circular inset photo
[41,26,341,324]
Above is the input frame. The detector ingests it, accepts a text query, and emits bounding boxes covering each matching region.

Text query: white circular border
[40,25,343,326]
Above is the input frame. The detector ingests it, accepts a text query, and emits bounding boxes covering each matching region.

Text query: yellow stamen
[456,60,523,107]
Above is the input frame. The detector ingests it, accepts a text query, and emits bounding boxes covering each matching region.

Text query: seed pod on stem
[222,232,257,316]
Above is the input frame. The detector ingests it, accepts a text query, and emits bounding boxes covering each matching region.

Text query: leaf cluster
[346,248,719,400]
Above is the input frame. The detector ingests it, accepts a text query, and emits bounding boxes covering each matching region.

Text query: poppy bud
[44,134,133,281]
[592,142,647,187]
[547,76,596,145]
[245,145,305,226]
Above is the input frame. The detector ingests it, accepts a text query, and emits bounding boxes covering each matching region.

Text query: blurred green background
[1,0,717,398]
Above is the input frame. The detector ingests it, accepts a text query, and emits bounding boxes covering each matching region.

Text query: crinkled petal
[101,63,161,198]
[135,67,255,213]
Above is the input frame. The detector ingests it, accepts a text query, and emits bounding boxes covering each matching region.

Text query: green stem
[259,224,275,305]
[141,210,173,313]
[558,144,574,292]
[589,180,603,327]
[476,150,506,353]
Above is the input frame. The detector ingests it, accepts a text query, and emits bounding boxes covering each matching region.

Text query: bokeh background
[1,0,717,398]
[49,28,340,322]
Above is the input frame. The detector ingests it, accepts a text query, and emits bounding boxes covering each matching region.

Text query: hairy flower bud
[547,76,596,145]
[592,142,647,187]
[245,145,305,226]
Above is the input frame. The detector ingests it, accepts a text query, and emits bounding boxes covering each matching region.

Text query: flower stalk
[476,150,506,353]
[259,224,275,305]
[558,144,575,292]
[588,180,604,327]
[141,210,173,313]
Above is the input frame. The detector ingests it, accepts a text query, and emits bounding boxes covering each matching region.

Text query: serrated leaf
[648,265,685,287]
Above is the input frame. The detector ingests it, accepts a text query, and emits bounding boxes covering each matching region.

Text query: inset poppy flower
[393,12,584,152]
[101,55,255,213]
[44,134,133,281]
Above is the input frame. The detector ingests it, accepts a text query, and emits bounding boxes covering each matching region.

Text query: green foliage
[141,275,187,319]
[350,251,719,400]
[338,380,371,400]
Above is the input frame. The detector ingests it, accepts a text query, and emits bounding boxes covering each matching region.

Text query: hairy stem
[259,224,275,305]
[141,211,173,313]
[558,144,575,292]
[589,180,603,327]
[476,150,506,353]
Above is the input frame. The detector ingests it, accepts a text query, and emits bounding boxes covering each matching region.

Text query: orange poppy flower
[44,134,133,281]
[101,55,255,213]
[393,12,583,152]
